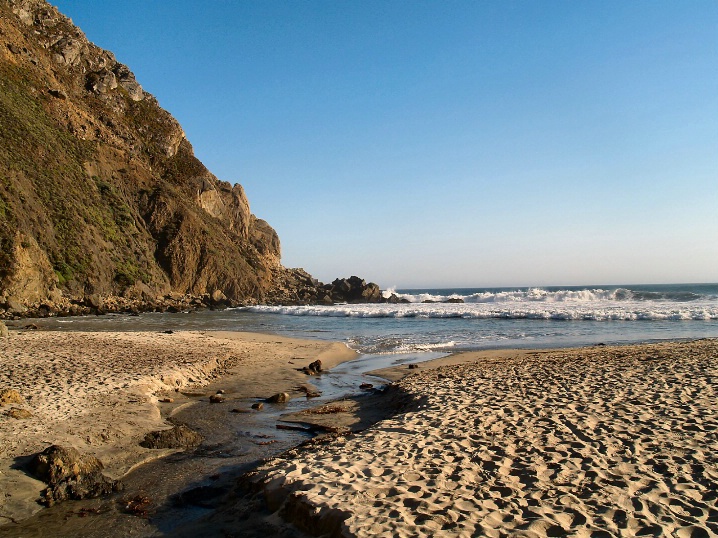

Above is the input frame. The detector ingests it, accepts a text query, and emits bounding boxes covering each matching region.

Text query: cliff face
[0,0,282,311]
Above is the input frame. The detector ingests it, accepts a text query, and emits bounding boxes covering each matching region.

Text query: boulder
[307,360,322,374]
[140,424,203,449]
[0,388,22,405]
[85,69,118,94]
[266,392,290,404]
[210,289,227,306]
[28,445,122,506]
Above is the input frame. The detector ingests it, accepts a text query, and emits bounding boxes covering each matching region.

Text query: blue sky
[52,1,717,288]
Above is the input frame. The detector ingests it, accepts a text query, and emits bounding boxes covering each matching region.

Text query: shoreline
[0,329,356,528]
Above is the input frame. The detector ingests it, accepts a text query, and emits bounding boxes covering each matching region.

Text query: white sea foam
[244,303,718,322]
[243,285,718,354]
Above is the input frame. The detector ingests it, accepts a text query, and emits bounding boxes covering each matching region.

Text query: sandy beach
[2,330,716,537]
[0,329,355,526]
[208,339,718,537]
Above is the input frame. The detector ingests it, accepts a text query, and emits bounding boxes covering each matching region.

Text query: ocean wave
[243,304,718,321]
[384,287,636,304]
[348,338,458,355]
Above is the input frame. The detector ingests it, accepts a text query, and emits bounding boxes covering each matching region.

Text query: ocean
[43,282,718,355]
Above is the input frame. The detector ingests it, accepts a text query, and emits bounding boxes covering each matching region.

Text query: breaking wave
[244,303,718,322]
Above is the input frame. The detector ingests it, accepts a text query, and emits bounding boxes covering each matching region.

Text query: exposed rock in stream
[139,424,203,450]
[28,445,123,506]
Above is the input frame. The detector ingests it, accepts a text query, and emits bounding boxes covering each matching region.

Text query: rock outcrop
[265,269,385,305]
[0,0,282,314]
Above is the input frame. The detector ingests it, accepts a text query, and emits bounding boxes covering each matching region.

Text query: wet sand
[208,339,718,537]
[0,329,355,528]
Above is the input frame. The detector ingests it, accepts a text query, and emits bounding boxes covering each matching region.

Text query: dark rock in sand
[251,402,264,410]
[266,392,290,404]
[360,383,374,390]
[408,364,419,369]
[209,394,225,404]
[302,359,323,375]
[28,445,123,506]
[140,424,203,449]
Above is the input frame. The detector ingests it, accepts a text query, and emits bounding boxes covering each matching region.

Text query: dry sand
[233,339,718,537]
[0,329,355,525]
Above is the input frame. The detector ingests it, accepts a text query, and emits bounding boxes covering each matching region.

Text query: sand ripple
[252,339,718,536]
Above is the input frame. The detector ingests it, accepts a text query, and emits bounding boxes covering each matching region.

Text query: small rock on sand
[266,392,290,404]
[0,388,23,405]
[302,359,323,375]
[209,394,225,404]
[0,321,8,338]
[251,402,264,410]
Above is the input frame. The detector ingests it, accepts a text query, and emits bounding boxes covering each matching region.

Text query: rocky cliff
[0,0,284,314]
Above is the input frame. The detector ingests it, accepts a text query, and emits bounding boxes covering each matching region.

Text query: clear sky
[52,1,717,289]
